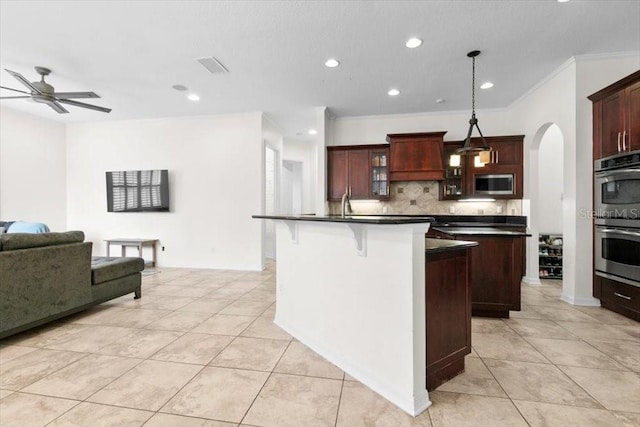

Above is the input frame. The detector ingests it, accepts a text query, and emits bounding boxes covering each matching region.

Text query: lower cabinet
[425,247,472,391]
[425,228,525,318]
[594,275,640,322]
[465,236,523,318]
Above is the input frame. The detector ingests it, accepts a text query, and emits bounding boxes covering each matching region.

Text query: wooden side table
[105,238,158,267]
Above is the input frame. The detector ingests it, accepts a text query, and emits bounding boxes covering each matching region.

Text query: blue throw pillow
[6,222,50,234]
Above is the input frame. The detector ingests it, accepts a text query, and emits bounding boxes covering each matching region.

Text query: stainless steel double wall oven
[594,150,640,287]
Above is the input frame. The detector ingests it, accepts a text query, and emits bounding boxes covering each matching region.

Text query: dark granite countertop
[327,214,527,227]
[433,226,531,237]
[425,238,478,254]
[252,215,435,225]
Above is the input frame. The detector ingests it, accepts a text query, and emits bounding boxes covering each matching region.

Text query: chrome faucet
[341,187,352,218]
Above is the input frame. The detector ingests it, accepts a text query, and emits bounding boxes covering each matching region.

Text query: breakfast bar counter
[253,214,435,415]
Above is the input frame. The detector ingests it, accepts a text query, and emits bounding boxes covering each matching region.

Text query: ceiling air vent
[197,56,229,74]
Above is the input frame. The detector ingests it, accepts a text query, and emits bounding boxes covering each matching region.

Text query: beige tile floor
[1,267,639,427]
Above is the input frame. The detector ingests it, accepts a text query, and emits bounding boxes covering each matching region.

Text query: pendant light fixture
[453,50,492,166]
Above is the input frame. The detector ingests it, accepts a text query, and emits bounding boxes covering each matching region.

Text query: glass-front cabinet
[371,149,389,198]
[441,142,464,200]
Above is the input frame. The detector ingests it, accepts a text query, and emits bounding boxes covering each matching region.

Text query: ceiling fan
[0,66,111,114]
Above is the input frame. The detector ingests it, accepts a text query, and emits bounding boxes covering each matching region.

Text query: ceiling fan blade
[58,98,111,113]
[48,101,69,114]
[53,91,100,99]
[0,96,31,99]
[5,69,42,94]
[0,85,29,94]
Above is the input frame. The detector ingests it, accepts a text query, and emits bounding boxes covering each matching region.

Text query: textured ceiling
[1,0,639,139]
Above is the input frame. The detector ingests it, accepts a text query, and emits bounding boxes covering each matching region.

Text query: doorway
[282,160,303,215]
[264,145,279,260]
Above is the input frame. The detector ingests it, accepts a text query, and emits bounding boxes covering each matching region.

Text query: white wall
[282,139,315,214]
[537,124,564,234]
[281,160,303,215]
[0,107,67,231]
[66,113,264,270]
[331,109,518,146]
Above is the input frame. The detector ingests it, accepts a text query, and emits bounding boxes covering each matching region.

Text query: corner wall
[66,113,264,270]
[504,53,639,302]
[0,107,67,231]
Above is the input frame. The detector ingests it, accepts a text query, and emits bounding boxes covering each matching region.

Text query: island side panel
[273,220,430,416]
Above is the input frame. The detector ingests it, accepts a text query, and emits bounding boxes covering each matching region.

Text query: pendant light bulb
[478,150,491,164]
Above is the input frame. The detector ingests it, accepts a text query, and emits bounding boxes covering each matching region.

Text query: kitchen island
[253,214,448,416]
[429,225,530,318]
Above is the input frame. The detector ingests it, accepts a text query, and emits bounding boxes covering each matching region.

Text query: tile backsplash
[328,181,522,216]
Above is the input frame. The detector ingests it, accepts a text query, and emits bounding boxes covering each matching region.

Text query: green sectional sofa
[0,231,144,339]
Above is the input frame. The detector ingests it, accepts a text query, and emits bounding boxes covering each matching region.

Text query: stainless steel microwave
[474,174,515,195]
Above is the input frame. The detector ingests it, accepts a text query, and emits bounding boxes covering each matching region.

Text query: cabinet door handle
[618,132,622,152]
[614,292,631,300]
[496,151,499,163]
[623,131,627,151]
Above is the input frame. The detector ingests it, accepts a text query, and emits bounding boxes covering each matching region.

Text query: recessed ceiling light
[388,89,400,96]
[557,0,570,2]
[172,84,188,91]
[480,82,494,89]
[436,98,445,104]
[325,59,340,68]
[405,38,423,48]
[308,129,318,135]
[187,94,200,101]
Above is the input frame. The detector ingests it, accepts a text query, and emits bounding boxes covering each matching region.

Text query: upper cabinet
[589,71,640,159]
[386,132,447,181]
[441,141,465,200]
[440,135,524,200]
[327,144,389,201]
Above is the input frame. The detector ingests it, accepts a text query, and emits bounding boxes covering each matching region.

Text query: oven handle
[598,228,640,238]
[595,168,640,178]
[595,271,640,288]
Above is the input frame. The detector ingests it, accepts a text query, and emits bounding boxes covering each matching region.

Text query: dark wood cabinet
[627,80,640,153]
[425,245,472,391]
[594,275,640,322]
[589,71,640,159]
[386,132,446,181]
[466,235,523,318]
[476,137,523,169]
[426,227,526,318]
[347,149,371,199]
[327,149,348,201]
[440,135,524,200]
[327,144,389,201]
[600,91,626,158]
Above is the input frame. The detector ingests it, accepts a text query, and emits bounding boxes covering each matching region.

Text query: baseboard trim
[560,293,601,307]
[522,276,542,286]
[274,317,431,416]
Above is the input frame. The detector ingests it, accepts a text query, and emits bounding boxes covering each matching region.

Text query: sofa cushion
[0,231,84,251]
[91,256,145,285]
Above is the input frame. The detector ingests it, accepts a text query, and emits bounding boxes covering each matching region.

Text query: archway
[537,125,564,281]
[524,122,565,288]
